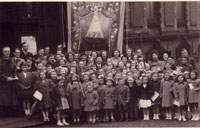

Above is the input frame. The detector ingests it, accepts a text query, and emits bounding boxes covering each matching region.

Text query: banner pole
[117,2,125,53]
[67,2,72,52]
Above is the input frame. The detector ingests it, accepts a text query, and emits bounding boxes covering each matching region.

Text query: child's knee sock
[89,113,92,123]
[195,105,199,119]
[166,109,169,119]
[129,104,133,119]
[30,101,38,115]
[42,111,46,120]
[105,111,109,121]
[46,110,49,118]
[153,107,156,119]
[120,111,124,120]
[93,112,96,121]
[57,111,61,120]
[73,112,76,121]
[110,111,114,120]
[134,106,138,119]
[96,111,99,120]
[125,110,129,120]
[146,109,150,120]
[156,106,159,118]
[168,111,172,120]
[143,109,146,119]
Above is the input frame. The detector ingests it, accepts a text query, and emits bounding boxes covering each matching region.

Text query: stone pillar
[143,2,148,31]
[125,2,131,29]
[27,2,32,18]
[174,2,177,30]
[186,2,190,30]
[160,2,165,31]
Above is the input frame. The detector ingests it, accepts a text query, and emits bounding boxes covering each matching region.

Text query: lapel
[26,72,30,82]
[21,72,31,84]
[22,72,28,83]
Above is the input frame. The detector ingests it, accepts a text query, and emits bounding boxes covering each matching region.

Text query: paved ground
[29,119,200,127]
[0,115,44,128]
[1,116,200,128]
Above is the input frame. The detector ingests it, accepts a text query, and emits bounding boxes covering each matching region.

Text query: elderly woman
[0,46,19,117]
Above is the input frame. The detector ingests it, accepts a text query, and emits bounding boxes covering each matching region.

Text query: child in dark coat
[188,71,200,121]
[116,79,130,121]
[69,80,84,124]
[173,74,188,121]
[127,77,139,120]
[104,79,116,122]
[34,72,55,122]
[30,62,45,115]
[97,76,106,122]
[18,62,35,118]
[138,75,154,120]
[149,72,161,120]
[160,72,174,120]
[83,82,99,124]
[52,79,70,126]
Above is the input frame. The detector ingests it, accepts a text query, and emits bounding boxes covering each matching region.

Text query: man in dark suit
[95,56,103,70]
[13,48,25,73]
[176,48,195,69]
[20,42,33,61]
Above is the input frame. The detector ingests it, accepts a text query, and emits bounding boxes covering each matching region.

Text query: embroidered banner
[67,2,124,53]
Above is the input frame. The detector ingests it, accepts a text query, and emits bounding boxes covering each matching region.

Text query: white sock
[24,110,28,115]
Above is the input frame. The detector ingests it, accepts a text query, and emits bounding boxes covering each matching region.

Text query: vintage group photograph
[0,1,200,128]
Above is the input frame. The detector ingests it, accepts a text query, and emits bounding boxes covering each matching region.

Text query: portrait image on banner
[21,36,37,55]
[69,2,121,53]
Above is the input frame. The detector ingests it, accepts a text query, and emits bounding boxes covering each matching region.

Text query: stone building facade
[124,2,200,71]
[0,2,199,70]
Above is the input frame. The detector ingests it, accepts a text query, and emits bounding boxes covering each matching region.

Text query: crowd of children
[9,43,200,126]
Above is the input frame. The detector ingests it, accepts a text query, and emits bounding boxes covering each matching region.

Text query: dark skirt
[0,82,19,106]
[19,88,33,101]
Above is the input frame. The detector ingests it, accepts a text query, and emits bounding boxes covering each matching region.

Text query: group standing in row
[0,43,199,126]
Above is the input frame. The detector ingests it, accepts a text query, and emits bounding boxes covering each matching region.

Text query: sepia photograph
[0,1,200,127]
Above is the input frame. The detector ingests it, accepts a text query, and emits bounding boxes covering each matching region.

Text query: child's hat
[60,67,68,72]
[20,61,29,67]
[58,79,65,83]
[57,44,62,48]
[82,72,90,76]
[98,74,104,79]
[171,71,178,76]
[157,67,162,72]
[157,70,164,74]
[106,76,113,80]
[183,71,189,74]
[106,78,114,83]
[71,74,80,81]
[176,72,184,77]
[87,81,93,86]
[49,69,56,74]
[71,79,79,84]
[93,79,99,83]
[127,77,134,81]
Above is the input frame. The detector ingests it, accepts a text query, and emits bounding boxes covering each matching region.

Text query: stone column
[174,2,177,30]
[185,2,190,30]
[160,2,165,31]
[143,2,148,31]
